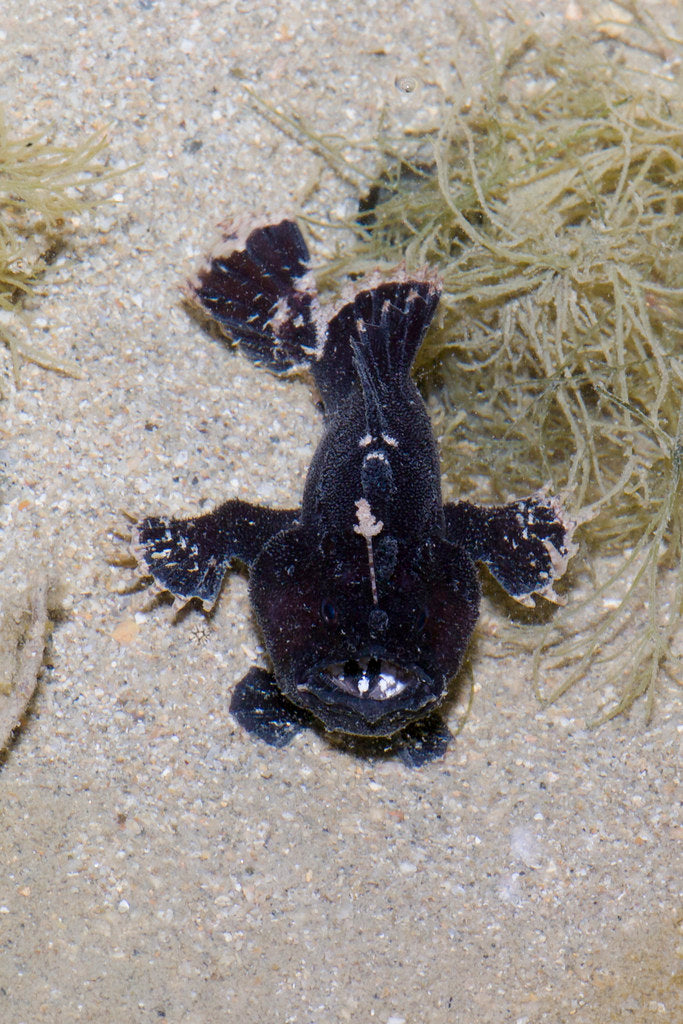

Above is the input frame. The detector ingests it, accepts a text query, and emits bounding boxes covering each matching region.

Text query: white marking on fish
[354,497,383,605]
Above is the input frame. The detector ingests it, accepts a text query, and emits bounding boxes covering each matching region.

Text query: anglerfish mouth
[294,653,441,737]
[323,655,412,701]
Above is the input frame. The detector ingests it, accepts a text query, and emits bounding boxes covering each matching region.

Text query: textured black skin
[134,219,575,765]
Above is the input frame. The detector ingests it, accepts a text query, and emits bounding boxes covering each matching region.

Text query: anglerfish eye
[320,599,337,624]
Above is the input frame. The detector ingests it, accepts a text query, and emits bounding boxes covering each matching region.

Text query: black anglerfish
[133,219,577,765]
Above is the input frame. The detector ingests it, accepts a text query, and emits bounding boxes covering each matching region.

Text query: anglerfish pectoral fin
[132,501,298,609]
[444,491,578,606]
[230,667,313,748]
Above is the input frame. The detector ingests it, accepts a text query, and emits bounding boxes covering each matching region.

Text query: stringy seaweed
[274,14,682,723]
[0,107,109,383]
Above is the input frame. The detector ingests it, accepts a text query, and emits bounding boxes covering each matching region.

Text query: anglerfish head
[249,525,480,737]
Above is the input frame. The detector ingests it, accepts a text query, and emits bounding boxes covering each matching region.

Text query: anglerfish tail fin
[314,273,442,412]
[190,218,324,374]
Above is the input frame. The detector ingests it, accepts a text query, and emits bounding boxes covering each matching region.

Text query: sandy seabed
[0,2,680,1022]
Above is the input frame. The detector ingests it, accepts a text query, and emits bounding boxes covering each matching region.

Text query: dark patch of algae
[261,6,683,724]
